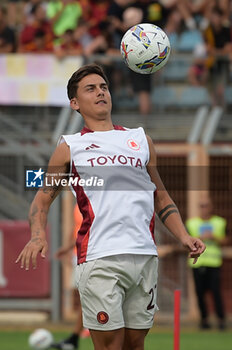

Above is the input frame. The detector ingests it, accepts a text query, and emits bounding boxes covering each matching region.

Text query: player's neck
[84,119,114,132]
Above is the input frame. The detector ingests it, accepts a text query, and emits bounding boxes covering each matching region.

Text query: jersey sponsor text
[87,154,143,168]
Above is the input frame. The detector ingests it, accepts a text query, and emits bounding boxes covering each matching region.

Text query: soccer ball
[28,328,53,349]
[120,23,171,74]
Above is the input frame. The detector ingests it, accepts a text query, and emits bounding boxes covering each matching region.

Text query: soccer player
[16,63,205,350]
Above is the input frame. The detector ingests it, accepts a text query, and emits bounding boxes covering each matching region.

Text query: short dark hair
[67,63,109,100]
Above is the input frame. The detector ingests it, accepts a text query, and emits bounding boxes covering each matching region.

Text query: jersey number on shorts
[147,288,155,310]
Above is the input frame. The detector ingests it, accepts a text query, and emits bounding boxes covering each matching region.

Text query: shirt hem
[81,249,158,264]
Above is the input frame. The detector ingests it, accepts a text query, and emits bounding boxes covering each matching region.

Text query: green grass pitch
[0,328,231,350]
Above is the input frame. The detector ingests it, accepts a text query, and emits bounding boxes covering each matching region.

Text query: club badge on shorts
[97,311,109,324]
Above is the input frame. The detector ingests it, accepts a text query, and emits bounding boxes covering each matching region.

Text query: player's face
[70,74,112,120]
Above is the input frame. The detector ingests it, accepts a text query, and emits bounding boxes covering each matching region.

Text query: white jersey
[60,125,158,263]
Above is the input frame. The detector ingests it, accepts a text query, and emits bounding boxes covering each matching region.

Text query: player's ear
[70,97,80,112]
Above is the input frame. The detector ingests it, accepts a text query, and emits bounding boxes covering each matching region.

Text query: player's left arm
[146,135,206,263]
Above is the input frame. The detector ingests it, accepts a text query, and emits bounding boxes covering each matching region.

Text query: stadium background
[0,0,232,342]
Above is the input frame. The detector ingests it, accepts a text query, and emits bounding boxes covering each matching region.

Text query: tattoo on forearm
[31,205,38,217]
[158,204,176,218]
[31,237,42,245]
[29,204,38,227]
[161,209,178,224]
[42,185,60,199]
[29,203,48,234]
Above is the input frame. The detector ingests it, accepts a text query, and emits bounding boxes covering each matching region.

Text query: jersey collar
[80,125,126,135]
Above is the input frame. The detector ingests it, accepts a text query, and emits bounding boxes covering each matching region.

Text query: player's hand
[182,236,206,264]
[15,237,48,270]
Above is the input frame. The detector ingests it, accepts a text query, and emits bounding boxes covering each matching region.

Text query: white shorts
[76,254,159,331]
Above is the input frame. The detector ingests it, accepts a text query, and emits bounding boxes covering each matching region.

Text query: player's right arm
[15,142,70,270]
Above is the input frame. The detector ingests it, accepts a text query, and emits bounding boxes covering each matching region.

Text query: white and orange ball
[28,329,53,349]
[120,23,171,74]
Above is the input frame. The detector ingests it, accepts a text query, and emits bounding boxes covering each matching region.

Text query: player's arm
[146,135,205,263]
[16,142,70,270]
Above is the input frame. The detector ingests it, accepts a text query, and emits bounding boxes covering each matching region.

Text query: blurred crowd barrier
[0,53,232,110]
[0,54,83,105]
